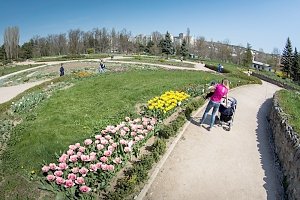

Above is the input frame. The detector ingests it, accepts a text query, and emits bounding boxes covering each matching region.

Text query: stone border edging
[269,92,300,199]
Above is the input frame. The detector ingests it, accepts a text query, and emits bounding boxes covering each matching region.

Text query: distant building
[252,60,272,71]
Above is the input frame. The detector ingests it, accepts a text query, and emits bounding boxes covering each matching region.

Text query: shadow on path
[256,98,285,200]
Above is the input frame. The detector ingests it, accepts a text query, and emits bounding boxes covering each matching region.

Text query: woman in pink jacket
[200,79,229,131]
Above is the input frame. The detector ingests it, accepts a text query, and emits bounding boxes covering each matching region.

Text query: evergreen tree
[20,40,34,59]
[160,31,173,59]
[180,39,189,59]
[243,43,253,67]
[292,47,300,81]
[0,45,6,61]
[281,37,293,78]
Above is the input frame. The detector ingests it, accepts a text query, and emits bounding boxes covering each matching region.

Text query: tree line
[281,37,300,82]
[0,26,283,70]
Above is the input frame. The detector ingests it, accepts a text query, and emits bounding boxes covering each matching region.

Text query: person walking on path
[98,60,106,73]
[200,78,229,131]
[59,63,65,76]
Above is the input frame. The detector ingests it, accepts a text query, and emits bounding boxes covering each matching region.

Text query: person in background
[59,63,65,76]
[99,60,106,73]
[200,79,230,131]
[217,64,221,73]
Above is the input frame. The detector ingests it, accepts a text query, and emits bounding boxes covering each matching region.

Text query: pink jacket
[210,84,228,103]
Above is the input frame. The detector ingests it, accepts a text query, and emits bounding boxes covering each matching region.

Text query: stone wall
[269,93,300,200]
[252,72,299,91]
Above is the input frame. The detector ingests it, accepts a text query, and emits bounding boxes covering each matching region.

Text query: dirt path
[139,81,284,200]
[0,80,50,104]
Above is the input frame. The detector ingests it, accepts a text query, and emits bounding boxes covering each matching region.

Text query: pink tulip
[131,131,137,136]
[101,130,107,134]
[104,150,112,157]
[109,139,114,144]
[46,174,56,182]
[75,177,85,185]
[54,170,63,177]
[58,154,68,163]
[68,173,77,181]
[101,164,108,171]
[79,167,88,176]
[134,136,140,141]
[113,157,122,164]
[112,143,118,148]
[69,145,77,150]
[105,135,112,140]
[84,139,93,145]
[95,135,102,140]
[80,155,90,162]
[90,164,98,172]
[79,147,86,153]
[49,163,57,170]
[42,165,50,173]
[95,140,100,144]
[79,185,91,193]
[58,163,68,170]
[100,156,108,163]
[77,151,82,156]
[101,139,108,145]
[147,125,153,130]
[96,162,102,169]
[75,143,81,147]
[108,146,115,152]
[56,177,65,185]
[71,167,79,174]
[90,155,97,162]
[67,149,74,156]
[120,139,127,145]
[69,155,78,163]
[123,127,129,132]
[138,135,144,140]
[124,147,132,153]
[64,179,74,188]
[125,117,131,121]
[120,130,126,136]
[97,144,104,150]
[107,164,115,171]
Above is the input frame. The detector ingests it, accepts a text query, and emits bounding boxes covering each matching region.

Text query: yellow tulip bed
[146,90,190,119]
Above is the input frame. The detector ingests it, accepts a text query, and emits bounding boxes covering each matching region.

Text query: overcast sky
[1,0,299,53]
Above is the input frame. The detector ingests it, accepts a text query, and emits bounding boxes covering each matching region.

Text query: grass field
[277,90,300,134]
[0,62,261,199]
[116,55,195,68]
[0,64,41,76]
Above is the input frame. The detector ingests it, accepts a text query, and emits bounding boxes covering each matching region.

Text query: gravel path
[139,81,284,200]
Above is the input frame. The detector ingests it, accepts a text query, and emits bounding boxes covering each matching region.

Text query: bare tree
[68,29,83,54]
[110,28,118,53]
[150,31,163,55]
[4,26,20,60]
[195,36,207,59]
[232,44,244,65]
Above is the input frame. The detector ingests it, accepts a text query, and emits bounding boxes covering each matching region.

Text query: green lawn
[0,63,260,199]
[0,64,41,76]
[277,90,300,134]
[116,55,195,68]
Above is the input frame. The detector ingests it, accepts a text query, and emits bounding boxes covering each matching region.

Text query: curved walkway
[139,81,284,200]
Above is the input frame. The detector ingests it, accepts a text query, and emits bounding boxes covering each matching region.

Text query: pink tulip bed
[41,116,157,198]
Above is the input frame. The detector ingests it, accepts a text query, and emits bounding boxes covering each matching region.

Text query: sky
[0,0,299,53]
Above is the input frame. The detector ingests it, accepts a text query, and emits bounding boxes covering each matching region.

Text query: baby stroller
[218,97,237,131]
